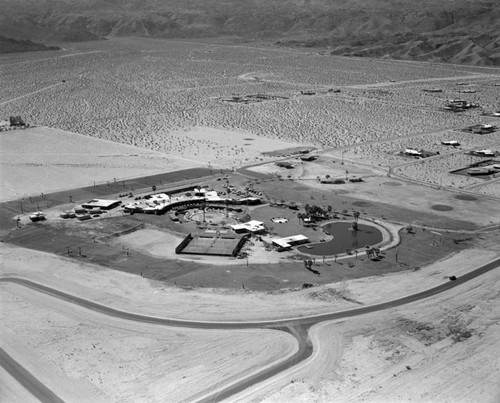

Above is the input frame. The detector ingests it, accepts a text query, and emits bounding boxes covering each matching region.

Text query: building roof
[82,199,121,208]
[230,220,265,232]
[404,149,421,155]
[272,234,309,248]
[150,193,170,201]
[204,191,220,200]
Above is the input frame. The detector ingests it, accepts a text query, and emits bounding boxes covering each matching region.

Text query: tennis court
[180,235,244,256]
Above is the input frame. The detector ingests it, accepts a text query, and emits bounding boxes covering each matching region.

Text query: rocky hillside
[0,0,498,65]
[0,36,60,54]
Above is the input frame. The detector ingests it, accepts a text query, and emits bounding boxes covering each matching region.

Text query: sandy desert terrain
[2,281,297,403]
[251,268,500,403]
[1,38,499,155]
[0,126,203,202]
[1,238,499,401]
[2,38,499,196]
[0,125,303,202]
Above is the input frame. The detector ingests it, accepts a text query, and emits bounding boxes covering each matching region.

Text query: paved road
[2,256,499,402]
[0,348,64,403]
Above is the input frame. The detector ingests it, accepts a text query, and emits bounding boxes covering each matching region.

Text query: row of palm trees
[297,204,360,227]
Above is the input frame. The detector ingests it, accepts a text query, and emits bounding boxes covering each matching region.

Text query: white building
[404,149,422,157]
[272,235,309,251]
[230,220,265,234]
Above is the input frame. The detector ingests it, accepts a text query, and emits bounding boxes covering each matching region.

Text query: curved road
[1,256,499,402]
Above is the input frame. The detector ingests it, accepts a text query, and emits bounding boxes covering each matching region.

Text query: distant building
[472,124,496,134]
[404,149,422,157]
[468,167,496,176]
[300,155,318,162]
[471,149,495,157]
[276,162,295,169]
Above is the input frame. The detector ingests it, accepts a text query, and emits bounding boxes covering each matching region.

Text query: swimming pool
[297,221,383,256]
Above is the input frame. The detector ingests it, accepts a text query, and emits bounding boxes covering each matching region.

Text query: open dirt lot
[0,125,303,202]
[249,268,500,403]
[0,126,202,202]
[1,280,296,402]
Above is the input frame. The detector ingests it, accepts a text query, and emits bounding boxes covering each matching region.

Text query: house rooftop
[272,234,309,248]
[230,220,265,233]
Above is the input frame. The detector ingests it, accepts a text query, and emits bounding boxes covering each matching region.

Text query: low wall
[175,233,194,254]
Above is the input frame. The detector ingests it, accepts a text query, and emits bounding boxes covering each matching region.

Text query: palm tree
[365,246,372,260]
[353,211,360,224]
[352,210,360,231]
[305,204,311,217]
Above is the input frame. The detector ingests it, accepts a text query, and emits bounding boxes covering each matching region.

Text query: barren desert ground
[1,36,500,402]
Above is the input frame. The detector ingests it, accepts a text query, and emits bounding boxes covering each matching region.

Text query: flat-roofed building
[149,193,170,202]
[81,199,122,210]
[404,149,422,157]
[230,220,265,234]
[272,235,309,251]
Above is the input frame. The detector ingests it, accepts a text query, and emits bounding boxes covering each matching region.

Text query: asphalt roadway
[0,348,64,403]
[1,255,499,402]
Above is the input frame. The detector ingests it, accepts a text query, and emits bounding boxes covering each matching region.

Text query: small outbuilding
[272,235,309,251]
[404,149,422,157]
[230,220,265,234]
[441,140,460,146]
[81,199,122,210]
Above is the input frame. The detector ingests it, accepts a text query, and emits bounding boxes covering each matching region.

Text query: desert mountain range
[1,0,499,65]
